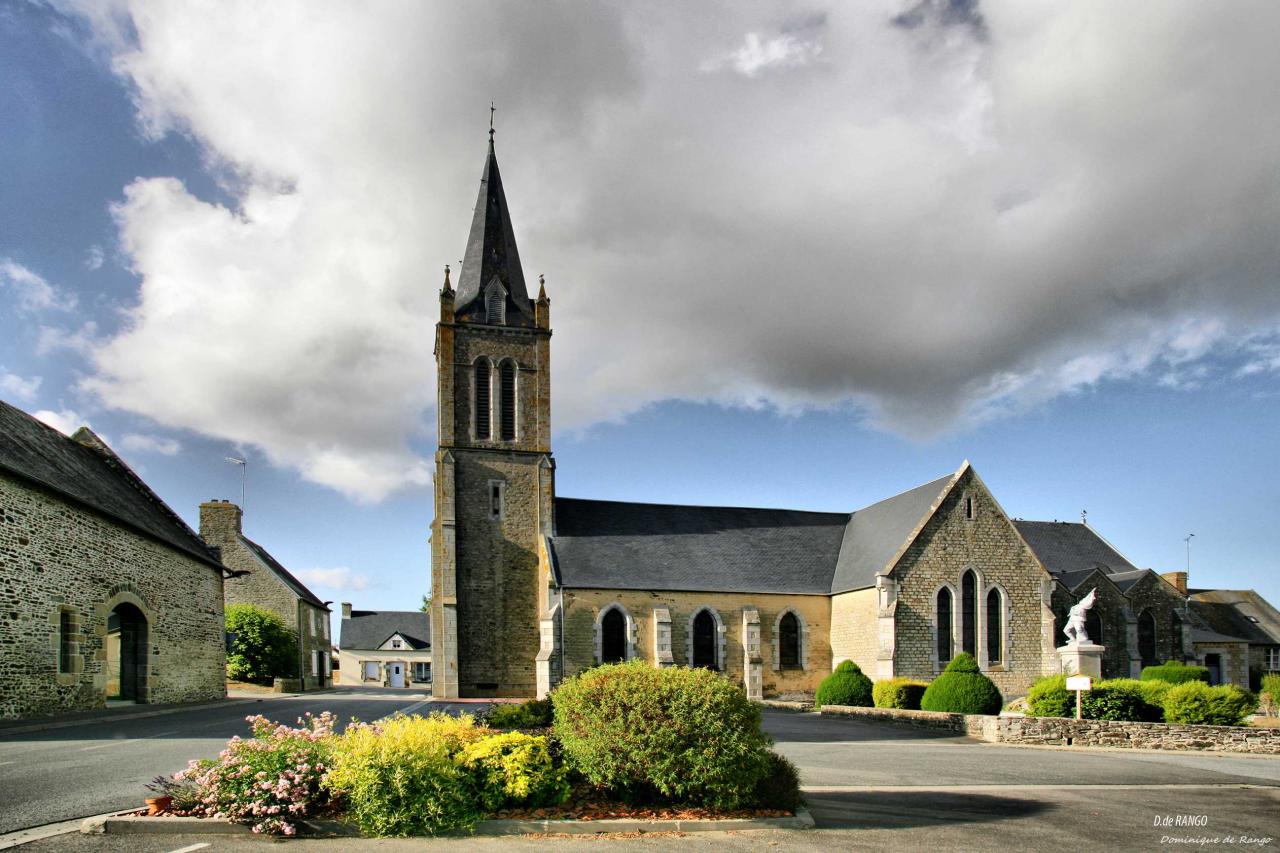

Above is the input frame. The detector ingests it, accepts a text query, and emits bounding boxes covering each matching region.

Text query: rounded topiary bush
[1162,682,1258,726]
[872,677,928,710]
[1141,661,1210,684]
[920,653,1002,715]
[815,660,874,709]
[551,661,773,809]
[1026,674,1071,717]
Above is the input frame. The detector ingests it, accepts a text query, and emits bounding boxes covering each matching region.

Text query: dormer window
[486,284,506,325]
[391,638,402,649]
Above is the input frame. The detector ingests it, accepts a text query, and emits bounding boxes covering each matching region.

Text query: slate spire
[454,124,532,322]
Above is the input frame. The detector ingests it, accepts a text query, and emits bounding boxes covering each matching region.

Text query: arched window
[986,588,1003,665]
[936,587,954,663]
[1170,612,1183,659]
[600,608,627,663]
[474,360,491,439]
[1085,610,1103,645]
[692,610,718,669]
[1138,610,1157,667]
[778,612,800,669]
[499,361,516,441]
[961,571,977,656]
[486,287,505,324]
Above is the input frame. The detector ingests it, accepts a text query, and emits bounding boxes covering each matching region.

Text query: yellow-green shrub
[324,714,487,837]
[873,678,928,710]
[457,732,569,812]
[1162,682,1258,726]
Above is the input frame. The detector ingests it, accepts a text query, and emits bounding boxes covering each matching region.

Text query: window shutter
[474,361,491,439]
[500,361,516,440]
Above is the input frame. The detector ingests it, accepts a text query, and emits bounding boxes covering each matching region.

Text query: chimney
[1162,571,1188,595]
[341,602,352,620]
[199,499,243,544]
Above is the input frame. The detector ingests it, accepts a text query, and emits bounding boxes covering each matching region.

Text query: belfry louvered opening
[499,361,516,440]
[487,288,505,324]
[474,360,491,439]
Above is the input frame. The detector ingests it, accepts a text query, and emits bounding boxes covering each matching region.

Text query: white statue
[1063,588,1097,645]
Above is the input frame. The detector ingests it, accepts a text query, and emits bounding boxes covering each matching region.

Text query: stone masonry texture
[0,474,226,718]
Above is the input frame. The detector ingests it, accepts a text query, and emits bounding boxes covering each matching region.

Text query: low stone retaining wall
[821,705,1280,754]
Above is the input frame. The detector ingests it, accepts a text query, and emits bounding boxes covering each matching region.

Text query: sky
[3,1,1279,633]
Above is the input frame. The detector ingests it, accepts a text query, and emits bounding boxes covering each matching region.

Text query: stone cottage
[200,501,331,689]
[429,131,1277,701]
[1186,585,1280,690]
[337,604,431,688]
[0,400,227,718]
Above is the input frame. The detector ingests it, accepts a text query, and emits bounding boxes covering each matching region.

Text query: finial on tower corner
[443,263,452,293]
[537,274,546,300]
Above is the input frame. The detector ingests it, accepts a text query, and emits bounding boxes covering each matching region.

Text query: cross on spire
[489,101,495,144]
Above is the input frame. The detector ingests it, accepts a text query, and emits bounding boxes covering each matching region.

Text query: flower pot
[145,795,173,816]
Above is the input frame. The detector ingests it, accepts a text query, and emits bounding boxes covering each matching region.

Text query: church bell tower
[430,126,554,698]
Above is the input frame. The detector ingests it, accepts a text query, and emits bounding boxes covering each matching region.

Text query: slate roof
[340,610,431,651]
[0,399,221,569]
[1013,521,1140,578]
[550,471,958,596]
[241,537,328,609]
[453,134,534,325]
[1188,590,1280,646]
[830,473,955,594]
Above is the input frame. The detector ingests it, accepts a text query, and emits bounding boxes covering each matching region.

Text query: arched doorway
[600,608,627,663]
[1137,610,1157,668]
[692,610,718,669]
[107,603,148,702]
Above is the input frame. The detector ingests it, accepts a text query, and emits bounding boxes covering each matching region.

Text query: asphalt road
[0,688,455,835]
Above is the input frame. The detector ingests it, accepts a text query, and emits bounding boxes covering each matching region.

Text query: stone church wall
[888,469,1051,696]
[830,588,879,675]
[561,589,831,697]
[0,475,226,719]
[1051,576,1136,680]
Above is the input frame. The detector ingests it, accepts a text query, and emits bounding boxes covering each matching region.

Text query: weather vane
[489,101,495,141]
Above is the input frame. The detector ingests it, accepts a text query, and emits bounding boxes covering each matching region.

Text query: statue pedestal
[1057,643,1104,679]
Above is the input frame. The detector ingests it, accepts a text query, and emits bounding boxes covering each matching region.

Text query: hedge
[1162,682,1258,726]
[920,654,1002,715]
[815,660,874,709]
[1140,661,1210,684]
[873,678,928,710]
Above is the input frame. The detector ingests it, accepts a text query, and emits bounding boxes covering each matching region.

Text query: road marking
[801,783,1276,793]
[79,730,179,751]
[164,844,210,853]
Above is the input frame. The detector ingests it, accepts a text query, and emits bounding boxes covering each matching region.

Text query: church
[428,132,1277,700]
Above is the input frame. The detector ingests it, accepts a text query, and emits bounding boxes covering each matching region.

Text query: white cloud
[0,369,41,402]
[37,322,100,357]
[120,432,181,455]
[85,244,105,270]
[52,2,1280,499]
[295,566,372,592]
[700,31,824,78]
[0,259,76,312]
[33,408,88,436]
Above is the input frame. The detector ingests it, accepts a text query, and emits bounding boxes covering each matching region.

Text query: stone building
[1185,585,1280,690]
[0,400,227,718]
[429,133,1276,700]
[200,501,331,689]
[337,604,431,688]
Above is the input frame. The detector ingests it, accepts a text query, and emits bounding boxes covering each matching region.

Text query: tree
[420,594,431,613]
[225,603,298,684]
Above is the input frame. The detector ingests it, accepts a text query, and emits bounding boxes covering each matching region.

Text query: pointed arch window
[986,588,1003,665]
[961,570,977,657]
[936,588,954,663]
[778,612,800,669]
[692,610,718,669]
[473,360,491,439]
[601,608,627,663]
[499,361,516,441]
[1085,610,1103,645]
[1138,609,1157,667]
[486,287,505,324]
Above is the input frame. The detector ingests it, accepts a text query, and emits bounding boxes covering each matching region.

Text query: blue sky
[3,2,1278,633]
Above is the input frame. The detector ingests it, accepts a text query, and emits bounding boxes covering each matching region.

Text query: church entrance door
[107,603,147,702]
[692,610,717,669]
[1204,653,1222,685]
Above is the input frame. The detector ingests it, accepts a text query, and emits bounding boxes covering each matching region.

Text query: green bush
[484,698,554,730]
[551,661,773,809]
[873,678,928,710]
[1136,678,1173,715]
[1141,661,1210,685]
[1026,675,1071,717]
[1091,678,1166,722]
[457,732,569,812]
[815,660,874,709]
[749,751,804,813]
[1261,673,1280,700]
[324,713,487,836]
[225,603,298,685]
[1162,682,1258,727]
[920,653,1002,715]
[1082,680,1152,722]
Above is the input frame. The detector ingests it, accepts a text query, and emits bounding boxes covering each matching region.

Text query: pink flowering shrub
[174,712,336,836]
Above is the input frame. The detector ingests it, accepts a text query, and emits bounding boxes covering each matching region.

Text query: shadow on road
[806,789,1054,829]
[764,712,975,744]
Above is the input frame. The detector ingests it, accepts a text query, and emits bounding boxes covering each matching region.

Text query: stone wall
[562,589,831,697]
[830,588,878,675]
[200,501,331,690]
[888,468,1053,695]
[0,475,226,718]
[820,704,1280,754]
